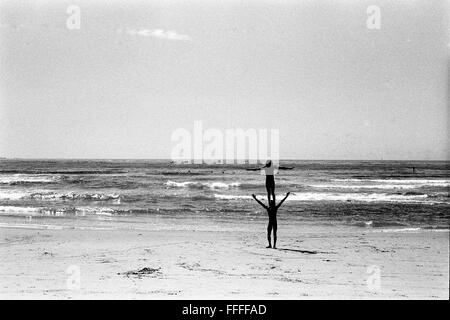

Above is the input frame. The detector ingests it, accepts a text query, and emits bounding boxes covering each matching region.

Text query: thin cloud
[118,28,191,41]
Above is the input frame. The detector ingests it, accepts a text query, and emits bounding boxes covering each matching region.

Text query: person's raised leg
[267,223,272,248]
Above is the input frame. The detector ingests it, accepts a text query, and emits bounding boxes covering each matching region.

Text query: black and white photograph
[0,0,448,302]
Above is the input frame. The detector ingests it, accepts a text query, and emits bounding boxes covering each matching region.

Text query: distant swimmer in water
[246,160,293,203]
[252,192,290,249]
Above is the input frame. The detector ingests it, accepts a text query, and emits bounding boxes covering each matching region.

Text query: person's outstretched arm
[252,194,268,210]
[276,192,291,209]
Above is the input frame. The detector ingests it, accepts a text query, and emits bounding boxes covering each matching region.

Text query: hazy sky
[0,0,448,160]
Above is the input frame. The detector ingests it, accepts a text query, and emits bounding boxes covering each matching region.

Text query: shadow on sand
[278,248,318,254]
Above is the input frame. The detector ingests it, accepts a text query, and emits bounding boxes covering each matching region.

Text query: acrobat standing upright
[246,160,293,203]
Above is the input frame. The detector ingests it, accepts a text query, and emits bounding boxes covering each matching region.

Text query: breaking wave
[166,180,241,189]
[311,184,420,190]
[214,192,447,204]
[0,190,121,201]
[331,179,450,187]
[0,205,125,216]
[0,174,60,185]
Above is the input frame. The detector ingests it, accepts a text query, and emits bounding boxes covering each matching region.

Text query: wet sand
[0,222,448,299]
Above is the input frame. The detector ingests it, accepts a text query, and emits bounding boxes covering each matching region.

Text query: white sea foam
[0,205,41,214]
[31,192,121,201]
[215,192,444,204]
[73,207,116,216]
[331,179,450,187]
[0,190,121,201]
[209,182,241,189]
[310,184,419,190]
[0,174,59,184]
[0,205,118,216]
[0,190,33,200]
[215,194,251,200]
[166,180,241,189]
[374,228,423,233]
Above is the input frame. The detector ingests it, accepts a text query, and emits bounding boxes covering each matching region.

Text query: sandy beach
[1,218,448,299]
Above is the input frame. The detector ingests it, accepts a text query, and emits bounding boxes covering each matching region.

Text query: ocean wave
[426,192,449,198]
[214,192,447,204]
[0,205,199,217]
[214,194,251,200]
[166,180,241,189]
[30,192,121,201]
[331,179,450,187]
[0,205,120,216]
[351,221,408,228]
[160,171,209,176]
[0,190,121,201]
[0,205,41,213]
[0,170,126,175]
[0,174,60,185]
[0,190,33,200]
[310,184,421,190]
[373,228,423,233]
